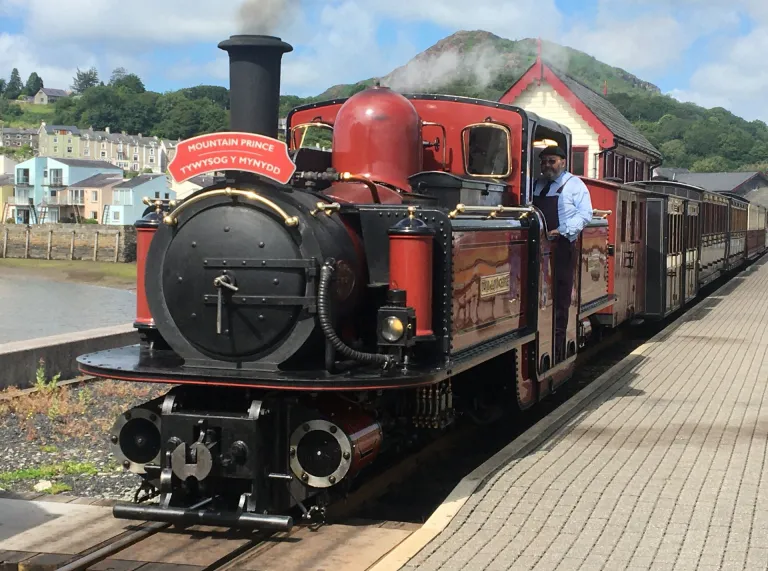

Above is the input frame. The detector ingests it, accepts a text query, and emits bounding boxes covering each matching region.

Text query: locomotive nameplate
[480,271,511,299]
[168,131,297,185]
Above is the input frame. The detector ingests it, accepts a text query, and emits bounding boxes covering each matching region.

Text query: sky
[0,0,767,122]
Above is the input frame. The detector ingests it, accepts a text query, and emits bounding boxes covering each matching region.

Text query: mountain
[297,30,768,173]
[316,31,660,102]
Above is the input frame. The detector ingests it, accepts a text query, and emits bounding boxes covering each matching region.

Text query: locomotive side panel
[578,221,610,319]
[450,226,528,353]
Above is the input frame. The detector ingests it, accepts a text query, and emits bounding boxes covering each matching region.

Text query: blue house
[105,174,175,225]
[11,157,123,223]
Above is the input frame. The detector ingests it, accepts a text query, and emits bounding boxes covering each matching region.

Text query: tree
[5,68,23,100]
[71,67,100,94]
[0,79,5,97]
[23,72,43,96]
[109,67,128,85]
[111,73,145,94]
[690,155,733,173]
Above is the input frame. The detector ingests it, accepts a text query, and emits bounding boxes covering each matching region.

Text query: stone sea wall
[0,223,137,263]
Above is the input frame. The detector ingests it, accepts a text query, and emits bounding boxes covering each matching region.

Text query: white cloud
[368,0,563,40]
[0,33,85,90]
[669,26,768,121]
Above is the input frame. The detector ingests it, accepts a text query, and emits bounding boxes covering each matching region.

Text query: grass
[0,462,98,484]
[0,258,137,289]
[0,360,158,441]
[3,102,55,128]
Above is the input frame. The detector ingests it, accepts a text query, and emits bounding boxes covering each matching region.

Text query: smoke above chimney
[237,0,299,35]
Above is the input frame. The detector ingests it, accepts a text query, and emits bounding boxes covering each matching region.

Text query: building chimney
[218,35,293,139]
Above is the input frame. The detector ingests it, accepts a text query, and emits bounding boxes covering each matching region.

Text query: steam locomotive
[77,34,768,531]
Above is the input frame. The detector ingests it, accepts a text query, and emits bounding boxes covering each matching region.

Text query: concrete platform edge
[366,267,748,571]
[0,323,138,390]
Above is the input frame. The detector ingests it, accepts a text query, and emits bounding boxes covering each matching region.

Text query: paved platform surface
[404,258,768,571]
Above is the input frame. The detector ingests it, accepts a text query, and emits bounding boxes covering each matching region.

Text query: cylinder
[388,214,435,337]
[217,34,293,138]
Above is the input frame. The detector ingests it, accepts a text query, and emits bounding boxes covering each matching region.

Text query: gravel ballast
[0,379,167,501]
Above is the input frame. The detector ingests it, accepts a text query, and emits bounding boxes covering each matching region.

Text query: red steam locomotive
[77,34,768,530]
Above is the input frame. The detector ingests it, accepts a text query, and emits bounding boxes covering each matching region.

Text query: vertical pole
[24,227,29,259]
[93,231,99,261]
[47,229,53,260]
[2,228,7,258]
[114,232,120,263]
[70,230,75,260]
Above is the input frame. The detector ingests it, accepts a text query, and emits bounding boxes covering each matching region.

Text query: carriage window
[639,202,645,240]
[630,201,637,241]
[462,124,511,177]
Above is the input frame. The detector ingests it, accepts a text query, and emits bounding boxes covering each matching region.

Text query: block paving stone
[403,259,768,571]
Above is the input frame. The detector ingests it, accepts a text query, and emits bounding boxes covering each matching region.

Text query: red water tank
[332,85,423,192]
[133,203,165,332]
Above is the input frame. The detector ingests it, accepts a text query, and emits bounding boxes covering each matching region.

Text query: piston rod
[112,503,294,530]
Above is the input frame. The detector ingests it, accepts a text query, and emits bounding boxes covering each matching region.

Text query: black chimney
[218,35,293,139]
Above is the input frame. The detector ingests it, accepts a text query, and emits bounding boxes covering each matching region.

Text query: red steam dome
[331,85,423,192]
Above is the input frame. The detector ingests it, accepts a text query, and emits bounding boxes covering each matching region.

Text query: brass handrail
[162,187,299,227]
[448,204,536,219]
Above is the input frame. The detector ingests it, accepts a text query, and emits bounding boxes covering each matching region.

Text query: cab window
[462,124,511,177]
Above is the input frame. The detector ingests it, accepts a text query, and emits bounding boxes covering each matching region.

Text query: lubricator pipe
[112,504,293,530]
[318,260,393,368]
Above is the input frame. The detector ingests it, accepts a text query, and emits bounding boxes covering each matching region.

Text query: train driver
[532,145,594,361]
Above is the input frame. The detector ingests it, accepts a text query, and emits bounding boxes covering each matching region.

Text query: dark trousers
[554,237,576,360]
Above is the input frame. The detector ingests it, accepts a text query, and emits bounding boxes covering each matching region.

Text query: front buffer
[110,385,387,529]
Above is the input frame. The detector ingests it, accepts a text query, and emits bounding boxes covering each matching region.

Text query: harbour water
[0,274,135,344]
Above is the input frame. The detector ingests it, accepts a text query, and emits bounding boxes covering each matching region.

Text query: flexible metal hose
[318,261,393,369]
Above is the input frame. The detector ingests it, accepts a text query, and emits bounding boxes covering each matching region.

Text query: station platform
[389,258,768,571]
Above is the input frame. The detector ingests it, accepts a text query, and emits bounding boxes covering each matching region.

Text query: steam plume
[382,36,573,94]
[237,0,298,35]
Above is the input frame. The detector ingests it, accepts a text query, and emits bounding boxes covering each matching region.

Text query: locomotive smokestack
[218,34,293,139]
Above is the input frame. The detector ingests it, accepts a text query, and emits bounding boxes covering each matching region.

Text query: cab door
[666,198,684,313]
[684,201,700,302]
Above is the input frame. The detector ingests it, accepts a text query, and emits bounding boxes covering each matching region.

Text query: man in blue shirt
[532,145,594,361]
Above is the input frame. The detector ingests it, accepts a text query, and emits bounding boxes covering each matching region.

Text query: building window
[155,192,160,198]
[91,191,98,201]
[113,211,120,221]
[164,193,169,199]
[100,151,106,158]
[84,147,90,156]
[91,211,98,219]
[133,163,139,171]
[66,146,72,154]
[53,146,58,153]
[571,146,588,177]
[53,137,58,143]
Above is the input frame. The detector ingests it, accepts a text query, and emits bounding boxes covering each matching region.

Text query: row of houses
[1,156,176,225]
[1,123,181,175]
